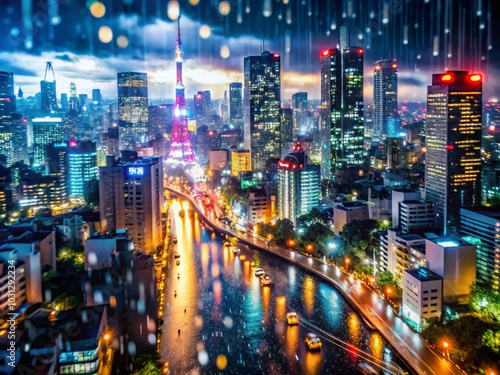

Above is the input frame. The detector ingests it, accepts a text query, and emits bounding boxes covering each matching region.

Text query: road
[166,187,465,375]
[160,198,411,374]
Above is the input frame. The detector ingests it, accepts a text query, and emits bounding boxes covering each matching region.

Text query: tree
[482,329,500,354]
[470,283,500,321]
[131,361,162,375]
[300,222,334,257]
[298,208,330,228]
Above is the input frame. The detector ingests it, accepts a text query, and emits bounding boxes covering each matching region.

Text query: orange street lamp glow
[443,341,449,349]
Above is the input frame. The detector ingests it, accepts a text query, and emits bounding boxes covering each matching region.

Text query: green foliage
[298,208,330,228]
[482,329,500,354]
[131,361,162,375]
[257,219,296,246]
[337,219,379,267]
[470,283,500,321]
[421,315,500,374]
[57,248,85,272]
[300,222,334,257]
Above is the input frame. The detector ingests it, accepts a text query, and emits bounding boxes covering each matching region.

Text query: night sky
[0,0,498,102]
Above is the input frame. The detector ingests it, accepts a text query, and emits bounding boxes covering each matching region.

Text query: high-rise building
[320,26,364,180]
[68,82,79,112]
[194,90,212,127]
[374,59,398,138]
[0,71,16,118]
[277,141,321,227]
[244,51,281,172]
[40,62,57,113]
[92,88,102,106]
[66,141,97,200]
[280,108,294,148]
[60,93,67,111]
[460,206,500,291]
[31,116,63,169]
[292,92,308,136]
[229,82,243,128]
[149,104,173,139]
[425,71,482,235]
[166,18,196,166]
[0,116,28,166]
[117,72,149,151]
[99,155,164,254]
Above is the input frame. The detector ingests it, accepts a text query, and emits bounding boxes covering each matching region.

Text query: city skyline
[0,0,498,102]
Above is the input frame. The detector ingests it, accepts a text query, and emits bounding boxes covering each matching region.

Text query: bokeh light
[218,1,231,16]
[116,35,129,48]
[90,1,106,18]
[216,355,228,370]
[188,0,200,5]
[167,0,180,20]
[98,26,113,43]
[199,25,212,39]
[220,45,230,59]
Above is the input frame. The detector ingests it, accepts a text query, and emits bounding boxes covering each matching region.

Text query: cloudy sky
[0,0,498,102]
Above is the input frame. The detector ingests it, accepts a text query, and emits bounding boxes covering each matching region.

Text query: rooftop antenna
[44,61,56,81]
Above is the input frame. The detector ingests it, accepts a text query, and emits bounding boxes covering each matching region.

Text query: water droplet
[198,350,209,365]
[216,354,228,370]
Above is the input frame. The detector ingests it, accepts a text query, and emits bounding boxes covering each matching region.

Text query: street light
[345,257,351,272]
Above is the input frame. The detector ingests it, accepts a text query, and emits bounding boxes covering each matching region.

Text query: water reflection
[304,350,322,375]
[303,276,315,315]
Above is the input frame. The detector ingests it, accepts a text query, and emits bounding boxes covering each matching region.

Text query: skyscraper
[292,92,308,136]
[41,62,57,113]
[166,17,196,166]
[66,141,98,200]
[99,155,164,254]
[244,51,281,172]
[92,88,102,106]
[229,82,243,128]
[0,72,16,118]
[277,140,321,227]
[194,90,212,127]
[320,26,364,180]
[117,72,149,151]
[425,70,482,235]
[32,116,63,169]
[374,59,398,138]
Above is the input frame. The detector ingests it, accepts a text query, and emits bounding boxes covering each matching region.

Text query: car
[232,247,241,254]
[172,235,177,244]
[254,268,265,277]
[261,275,272,286]
[286,312,299,325]
[174,252,180,258]
[305,333,322,351]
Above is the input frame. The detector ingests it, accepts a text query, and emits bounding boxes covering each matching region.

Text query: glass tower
[374,59,398,138]
[244,51,281,172]
[0,72,16,118]
[229,82,243,128]
[321,26,364,180]
[117,72,149,152]
[425,70,482,235]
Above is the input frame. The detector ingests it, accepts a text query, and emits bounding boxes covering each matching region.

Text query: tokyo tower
[166,16,196,166]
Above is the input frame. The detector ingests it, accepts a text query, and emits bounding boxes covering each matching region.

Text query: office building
[426,237,476,304]
[402,267,443,332]
[0,71,16,118]
[0,116,28,166]
[333,201,369,236]
[84,229,134,270]
[67,141,98,200]
[244,51,281,171]
[194,90,212,127]
[21,173,66,209]
[461,206,500,291]
[230,149,252,177]
[425,70,482,235]
[99,155,164,254]
[60,93,68,111]
[149,104,173,138]
[209,149,228,171]
[321,26,364,180]
[374,59,398,138]
[229,82,243,127]
[280,107,294,147]
[292,92,308,136]
[40,62,57,113]
[117,72,149,151]
[32,116,64,169]
[277,141,321,227]
[92,88,102,106]
[399,200,435,234]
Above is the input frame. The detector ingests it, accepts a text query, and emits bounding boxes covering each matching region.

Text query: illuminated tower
[0,72,16,118]
[321,26,364,180]
[41,62,57,113]
[425,71,482,235]
[244,51,281,172]
[374,59,398,138]
[166,17,195,166]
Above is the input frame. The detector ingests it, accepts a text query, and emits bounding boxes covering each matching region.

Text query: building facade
[99,155,164,254]
[425,71,482,235]
[117,72,149,152]
[0,71,16,118]
[230,149,252,176]
[320,26,364,180]
[277,141,321,227]
[229,82,243,128]
[373,59,398,138]
[460,206,500,291]
[244,51,281,171]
